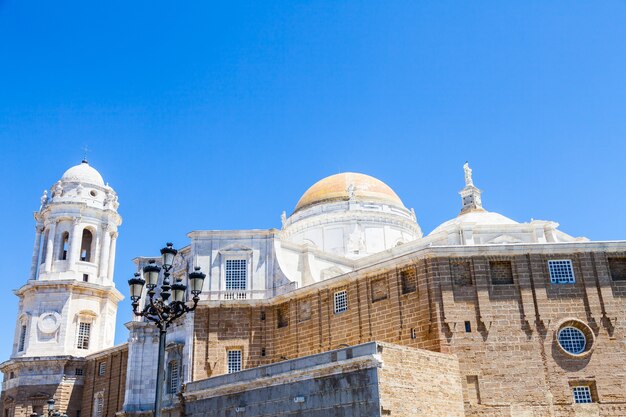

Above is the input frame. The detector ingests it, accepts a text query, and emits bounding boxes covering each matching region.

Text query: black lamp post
[128,243,206,417]
[30,399,67,417]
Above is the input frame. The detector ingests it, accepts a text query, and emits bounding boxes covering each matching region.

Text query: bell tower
[0,160,123,417]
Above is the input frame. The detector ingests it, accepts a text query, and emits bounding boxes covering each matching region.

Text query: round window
[90,190,97,197]
[557,327,586,354]
[554,319,595,358]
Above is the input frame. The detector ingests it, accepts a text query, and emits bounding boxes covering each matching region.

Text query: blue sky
[1,1,625,362]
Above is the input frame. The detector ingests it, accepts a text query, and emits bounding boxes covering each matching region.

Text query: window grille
[225,259,247,290]
[558,327,586,354]
[227,350,242,374]
[77,322,91,349]
[572,386,592,403]
[93,394,103,417]
[168,360,179,393]
[18,325,27,352]
[75,368,84,376]
[548,260,575,284]
[98,362,106,376]
[334,290,348,314]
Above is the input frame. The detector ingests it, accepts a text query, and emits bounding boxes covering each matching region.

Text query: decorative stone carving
[39,190,48,209]
[298,299,312,322]
[370,277,388,302]
[347,224,365,254]
[37,312,61,334]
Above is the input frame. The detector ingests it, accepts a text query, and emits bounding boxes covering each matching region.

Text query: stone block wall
[184,342,463,417]
[190,247,626,416]
[81,345,127,417]
[192,259,440,383]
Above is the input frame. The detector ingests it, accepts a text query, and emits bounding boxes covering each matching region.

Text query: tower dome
[60,160,105,186]
[294,172,404,213]
[282,172,421,258]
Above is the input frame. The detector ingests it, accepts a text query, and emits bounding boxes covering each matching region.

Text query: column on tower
[44,219,57,272]
[68,218,82,271]
[29,224,44,280]
[107,232,118,282]
[99,225,112,281]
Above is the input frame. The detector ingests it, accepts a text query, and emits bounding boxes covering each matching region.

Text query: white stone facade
[8,161,123,360]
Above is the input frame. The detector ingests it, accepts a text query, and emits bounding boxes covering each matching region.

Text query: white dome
[429,210,518,235]
[61,161,105,186]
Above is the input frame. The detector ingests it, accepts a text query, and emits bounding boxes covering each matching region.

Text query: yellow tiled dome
[294,172,404,213]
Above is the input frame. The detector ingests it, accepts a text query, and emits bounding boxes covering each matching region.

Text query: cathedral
[2,160,626,417]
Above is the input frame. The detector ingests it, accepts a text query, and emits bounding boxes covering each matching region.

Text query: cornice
[84,342,129,360]
[194,240,626,310]
[188,229,279,239]
[0,355,86,371]
[14,279,124,302]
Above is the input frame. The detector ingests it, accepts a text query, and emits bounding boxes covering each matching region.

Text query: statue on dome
[52,181,63,198]
[40,190,48,209]
[347,183,356,201]
[463,162,474,187]
[281,211,287,228]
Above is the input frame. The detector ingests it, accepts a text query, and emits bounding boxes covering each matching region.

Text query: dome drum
[282,172,422,258]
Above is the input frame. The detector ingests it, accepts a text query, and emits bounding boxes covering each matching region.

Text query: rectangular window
[83,274,89,282]
[608,258,626,281]
[400,269,417,294]
[93,395,103,417]
[227,349,242,374]
[276,304,289,328]
[75,368,84,376]
[572,386,593,404]
[168,360,179,394]
[548,260,575,284]
[225,259,247,290]
[18,325,27,352]
[451,261,472,286]
[98,362,106,376]
[77,322,91,350]
[466,375,481,405]
[490,261,514,285]
[334,290,348,314]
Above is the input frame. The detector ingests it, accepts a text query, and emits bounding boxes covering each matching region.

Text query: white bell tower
[11,160,123,358]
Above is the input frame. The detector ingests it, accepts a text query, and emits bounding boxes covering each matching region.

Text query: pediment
[486,234,523,244]
[321,266,345,280]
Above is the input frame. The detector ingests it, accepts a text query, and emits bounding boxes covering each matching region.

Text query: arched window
[167,360,180,393]
[59,232,69,260]
[92,392,104,417]
[18,324,27,352]
[80,229,93,262]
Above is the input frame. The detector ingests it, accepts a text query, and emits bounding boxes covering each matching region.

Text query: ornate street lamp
[30,399,67,417]
[128,243,206,417]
